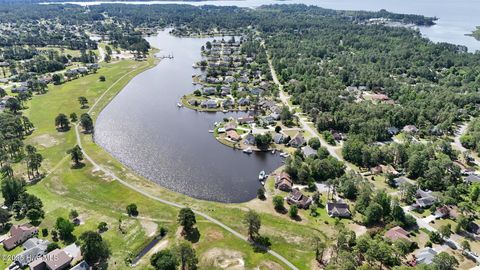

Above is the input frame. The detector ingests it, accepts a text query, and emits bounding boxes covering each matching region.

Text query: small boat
[271,149,276,154]
[208,130,214,133]
[177,102,183,108]
[279,152,289,158]
[258,170,265,180]
[222,109,228,113]
[260,180,265,186]
[243,147,253,154]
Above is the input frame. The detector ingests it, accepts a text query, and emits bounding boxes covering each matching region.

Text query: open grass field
[6,53,350,270]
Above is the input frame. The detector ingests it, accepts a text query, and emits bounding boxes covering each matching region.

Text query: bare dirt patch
[139,218,158,237]
[255,261,284,270]
[201,248,245,270]
[206,228,224,241]
[30,134,60,148]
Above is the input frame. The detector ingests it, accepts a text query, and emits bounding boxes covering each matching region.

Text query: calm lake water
[56,0,480,52]
[95,30,282,203]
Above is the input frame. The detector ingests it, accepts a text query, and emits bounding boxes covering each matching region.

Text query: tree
[98,222,108,233]
[126,203,138,216]
[6,98,21,114]
[256,188,265,200]
[151,250,178,270]
[80,113,94,133]
[243,210,261,240]
[55,113,70,131]
[52,73,63,84]
[308,137,321,150]
[174,242,198,270]
[289,205,298,218]
[460,240,471,253]
[254,133,272,151]
[272,195,284,211]
[67,145,83,166]
[177,208,196,234]
[79,231,110,267]
[55,217,75,240]
[0,208,10,228]
[70,113,78,122]
[432,252,458,270]
[363,202,383,226]
[46,242,60,252]
[26,208,43,223]
[438,224,451,239]
[78,96,88,108]
[1,177,25,206]
[69,209,79,220]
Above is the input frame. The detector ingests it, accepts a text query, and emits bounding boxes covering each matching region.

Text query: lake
[54,0,480,52]
[94,30,283,203]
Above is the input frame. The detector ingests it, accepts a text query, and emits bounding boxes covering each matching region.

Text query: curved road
[74,61,300,270]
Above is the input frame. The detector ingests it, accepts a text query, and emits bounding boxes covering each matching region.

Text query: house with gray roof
[302,146,317,157]
[201,99,218,109]
[202,87,216,95]
[288,134,305,148]
[70,261,90,270]
[13,238,49,267]
[273,133,285,144]
[416,248,437,265]
[465,174,480,184]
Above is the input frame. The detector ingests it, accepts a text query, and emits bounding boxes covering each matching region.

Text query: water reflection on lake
[95,30,282,203]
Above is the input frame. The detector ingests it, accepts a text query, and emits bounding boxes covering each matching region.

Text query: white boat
[243,147,253,154]
[222,109,228,113]
[177,102,183,108]
[279,152,289,158]
[208,130,214,133]
[260,180,265,186]
[271,149,276,154]
[258,170,265,180]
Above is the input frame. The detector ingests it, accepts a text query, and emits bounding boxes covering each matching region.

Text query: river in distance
[94,30,282,203]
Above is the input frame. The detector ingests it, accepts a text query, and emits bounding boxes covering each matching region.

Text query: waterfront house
[238,115,254,124]
[416,248,437,265]
[222,98,234,108]
[288,134,305,148]
[226,130,241,142]
[202,87,216,95]
[201,99,218,109]
[3,224,38,250]
[273,133,285,144]
[243,133,255,145]
[326,202,351,218]
[275,172,293,192]
[384,226,410,242]
[225,122,237,132]
[286,188,312,209]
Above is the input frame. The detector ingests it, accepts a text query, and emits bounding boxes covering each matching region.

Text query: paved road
[74,60,300,270]
[264,44,351,170]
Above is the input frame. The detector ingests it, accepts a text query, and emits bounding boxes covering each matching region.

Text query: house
[238,115,254,124]
[465,174,480,184]
[11,85,28,93]
[403,125,418,133]
[415,196,436,208]
[270,112,280,121]
[261,115,275,125]
[275,172,293,192]
[387,127,399,136]
[416,248,437,265]
[384,226,410,241]
[222,99,234,108]
[435,205,460,219]
[370,165,383,175]
[326,202,351,218]
[393,177,409,187]
[3,224,38,250]
[201,99,218,109]
[13,238,49,268]
[226,130,241,141]
[302,146,317,157]
[243,133,255,145]
[69,261,90,270]
[250,88,264,96]
[237,98,250,106]
[202,87,216,95]
[225,122,237,132]
[286,188,312,209]
[29,249,72,270]
[273,133,285,144]
[288,134,305,148]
